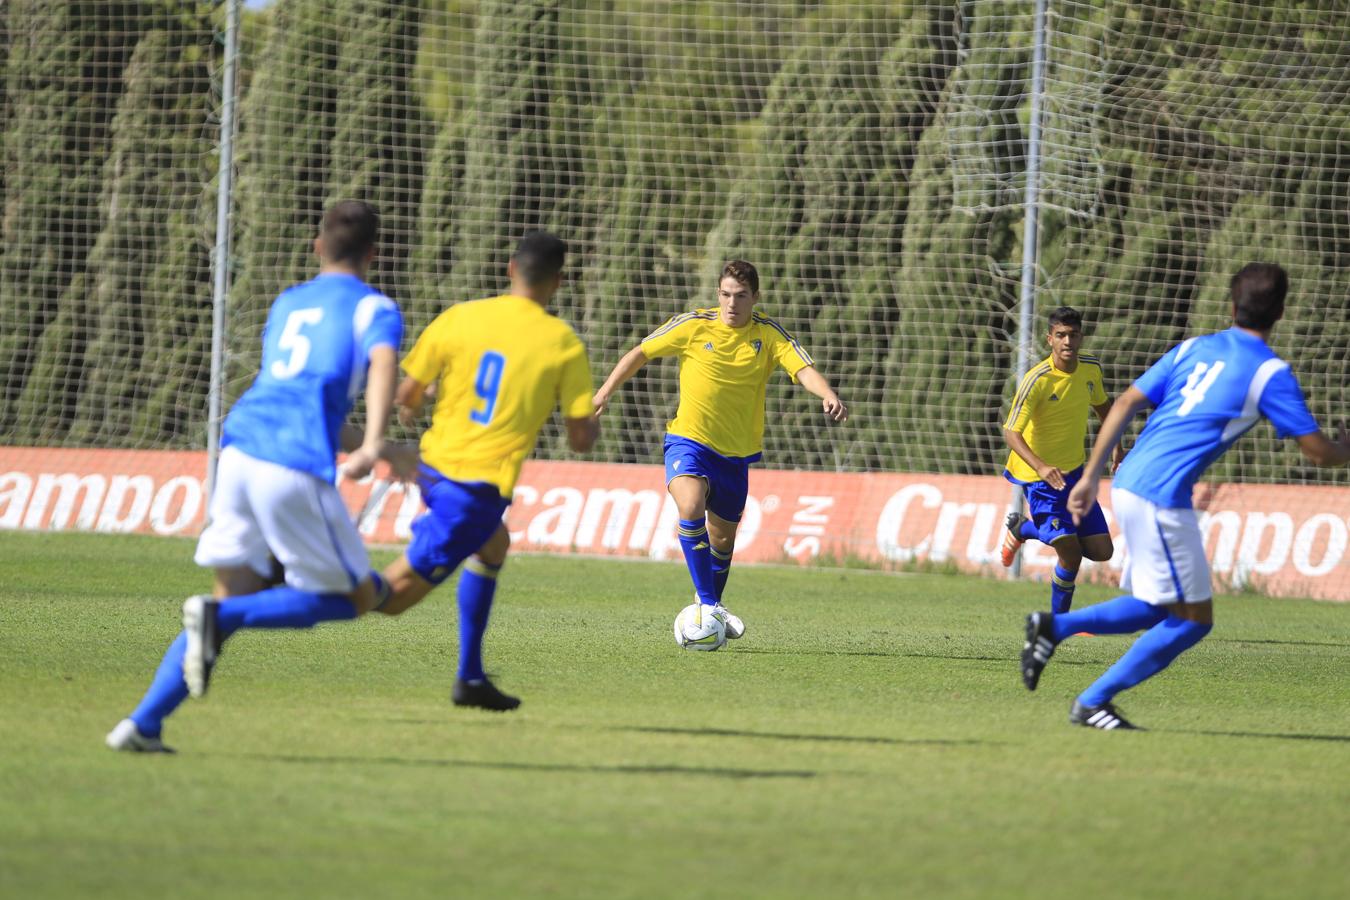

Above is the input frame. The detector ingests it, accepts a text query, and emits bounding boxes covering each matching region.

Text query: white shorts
[1112,486,1212,605]
[194,445,369,594]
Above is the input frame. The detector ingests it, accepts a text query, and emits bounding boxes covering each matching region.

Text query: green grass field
[2,531,1348,899]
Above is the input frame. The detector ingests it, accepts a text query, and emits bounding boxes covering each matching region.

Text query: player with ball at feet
[593,260,847,649]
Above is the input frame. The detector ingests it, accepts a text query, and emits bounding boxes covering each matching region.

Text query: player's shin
[678,519,718,604]
[1050,564,1078,614]
[711,545,734,601]
[214,586,358,636]
[1076,617,1212,708]
[1052,595,1167,641]
[457,558,501,682]
[129,632,191,737]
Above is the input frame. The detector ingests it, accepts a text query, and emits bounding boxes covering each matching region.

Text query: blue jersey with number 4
[222,272,403,482]
[1112,328,1318,508]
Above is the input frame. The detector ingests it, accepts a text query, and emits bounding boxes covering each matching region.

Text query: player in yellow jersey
[373,232,599,710]
[593,260,847,645]
[1001,306,1123,614]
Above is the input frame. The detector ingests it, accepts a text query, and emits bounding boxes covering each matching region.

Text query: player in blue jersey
[1020,263,1350,729]
[106,201,406,753]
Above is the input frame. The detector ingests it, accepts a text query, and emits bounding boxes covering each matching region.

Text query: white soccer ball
[674,603,726,652]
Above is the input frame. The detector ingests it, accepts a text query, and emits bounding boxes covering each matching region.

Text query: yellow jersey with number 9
[640,308,813,459]
[402,294,594,495]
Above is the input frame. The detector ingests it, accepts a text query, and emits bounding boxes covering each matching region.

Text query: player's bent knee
[1165,599,1214,625]
[1050,538,1083,568]
[1082,539,1114,562]
[476,525,511,567]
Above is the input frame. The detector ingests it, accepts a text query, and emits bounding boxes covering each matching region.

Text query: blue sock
[457,559,501,682]
[129,632,189,738]
[215,585,357,637]
[1052,595,1168,642]
[678,518,718,604]
[1018,518,1040,541]
[1050,564,1078,614]
[1078,618,1212,708]
[711,546,733,601]
[126,588,356,738]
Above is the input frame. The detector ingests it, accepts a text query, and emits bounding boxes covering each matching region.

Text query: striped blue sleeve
[1259,366,1319,439]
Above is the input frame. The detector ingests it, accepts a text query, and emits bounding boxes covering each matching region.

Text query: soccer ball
[674,603,727,652]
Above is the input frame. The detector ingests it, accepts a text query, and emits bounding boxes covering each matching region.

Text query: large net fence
[3,0,1348,488]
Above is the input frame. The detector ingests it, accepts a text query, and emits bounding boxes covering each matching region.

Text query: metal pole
[1011,0,1049,579]
[207,0,241,503]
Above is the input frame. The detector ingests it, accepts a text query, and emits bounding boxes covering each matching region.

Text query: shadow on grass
[615,725,992,747]
[1167,729,1350,744]
[220,753,820,779]
[733,646,1095,667]
[1210,637,1350,649]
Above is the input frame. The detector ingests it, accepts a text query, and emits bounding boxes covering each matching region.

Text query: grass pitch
[2,531,1348,899]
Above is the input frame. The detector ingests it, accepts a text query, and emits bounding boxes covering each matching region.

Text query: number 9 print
[470,351,506,425]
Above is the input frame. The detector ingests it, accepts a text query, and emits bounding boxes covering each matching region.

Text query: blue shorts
[663,435,754,523]
[406,464,511,585]
[1005,465,1109,544]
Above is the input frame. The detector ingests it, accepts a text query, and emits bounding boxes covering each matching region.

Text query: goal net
[3,1,1347,596]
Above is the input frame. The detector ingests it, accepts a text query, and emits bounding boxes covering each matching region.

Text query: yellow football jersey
[1003,354,1108,483]
[402,294,594,495]
[640,308,813,459]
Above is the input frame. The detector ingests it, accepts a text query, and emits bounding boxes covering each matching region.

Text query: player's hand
[1109,443,1126,474]
[1066,477,1096,525]
[592,391,611,417]
[822,395,848,422]
[1036,464,1067,490]
[397,404,419,429]
[382,442,420,482]
[341,444,382,481]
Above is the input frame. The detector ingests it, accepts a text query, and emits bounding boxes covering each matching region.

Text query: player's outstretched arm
[1067,387,1150,523]
[593,345,650,415]
[341,345,398,481]
[796,366,848,422]
[1295,428,1350,468]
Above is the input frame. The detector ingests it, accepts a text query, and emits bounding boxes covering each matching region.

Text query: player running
[1001,306,1123,613]
[592,260,846,645]
[370,231,599,711]
[107,201,405,753]
[1021,263,1350,729]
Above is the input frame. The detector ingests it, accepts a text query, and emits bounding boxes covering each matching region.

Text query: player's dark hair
[320,200,379,265]
[1046,306,1082,331]
[1230,262,1287,330]
[721,260,759,294]
[513,231,567,285]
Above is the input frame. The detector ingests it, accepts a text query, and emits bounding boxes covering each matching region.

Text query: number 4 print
[1178,361,1225,416]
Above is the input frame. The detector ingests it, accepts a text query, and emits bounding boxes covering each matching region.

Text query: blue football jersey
[222,272,403,482]
[1113,328,1318,507]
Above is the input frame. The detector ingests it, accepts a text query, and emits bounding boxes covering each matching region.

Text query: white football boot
[716,605,745,640]
[105,718,174,753]
[697,593,745,640]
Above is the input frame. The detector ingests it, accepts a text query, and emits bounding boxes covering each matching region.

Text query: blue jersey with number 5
[1112,328,1318,508]
[222,273,403,482]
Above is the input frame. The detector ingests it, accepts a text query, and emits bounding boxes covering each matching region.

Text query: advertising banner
[3,448,1347,601]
